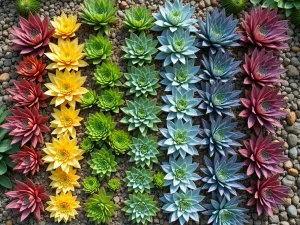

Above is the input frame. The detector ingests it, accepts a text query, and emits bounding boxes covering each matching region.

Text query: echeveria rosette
[247,174,289,216]
[200,50,241,84]
[108,130,132,155]
[84,35,112,64]
[198,79,241,121]
[124,6,154,32]
[239,86,286,134]
[160,59,200,92]
[201,154,247,200]
[80,137,94,152]
[162,87,202,122]
[81,90,98,109]
[94,61,122,88]
[262,0,300,17]
[239,6,289,54]
[239,134,287,179]
[107,178,121,192]
[121,98,161,136]
[199,116,244,157]
[129,135,159,169]
[122,32,158,66]
[156,28,199,66]
[203,193,249,225]
[16,56,46,82]
[97,88,124,113]
[152,0,197,32]
[196,9,241,54]
[125,65,160,97]
[82,176,99,194]
[159,120,200,159]
[162,155,201,193]
[80,0,117,35]
[125,168,153,193]
[243,48,285,87]
[123,193,159,225]
[160,189,205,225]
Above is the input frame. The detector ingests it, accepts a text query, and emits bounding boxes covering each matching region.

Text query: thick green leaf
[0,128,9,142]
[0,161,7,175]
[6,143,20,154]
[0,110,11,124]
[3,155,14,168]
[0,175,12,189]
[0,154,3,160]
[0,139,12,153]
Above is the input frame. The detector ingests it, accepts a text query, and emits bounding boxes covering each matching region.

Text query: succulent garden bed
[0,0,299,224]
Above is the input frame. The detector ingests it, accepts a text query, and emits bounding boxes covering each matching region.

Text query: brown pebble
[291,46,300,53]
[288,168,299,177]
[6,221,12,225]
[0,73,10,82]
[211,0,218,6]
[284,197,292,206]
[287,111,296,125]
[284,160,293,170]
[199,0,205,9]
[120,1,128,9]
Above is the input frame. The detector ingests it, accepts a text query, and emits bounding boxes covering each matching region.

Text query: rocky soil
[0,0,299,224]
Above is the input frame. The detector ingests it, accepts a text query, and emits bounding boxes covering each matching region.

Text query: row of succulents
[238,6,290,217]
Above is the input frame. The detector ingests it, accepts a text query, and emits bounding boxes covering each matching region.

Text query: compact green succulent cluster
[124,6,155,32]
[81,90,98,109]
[85,35,113,64]
[97,89,124,113]
[94,61,122,88]
[82,176,100,194]
[108,130,132,155]
[107,178,121,192]
[16,0,40,17]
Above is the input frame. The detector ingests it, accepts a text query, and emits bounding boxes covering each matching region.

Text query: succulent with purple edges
[243,48,284,87]
[198,79,241,121]
[247,174,289,216]
[239,6,289,54]
[239,134,287,179]
[199,50,241,84]
[195,9,241,54]
[199,116,244,157]
[201,154,247,200]
[239,85,286,134]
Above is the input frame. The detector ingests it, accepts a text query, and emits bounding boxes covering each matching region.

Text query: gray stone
[287,205,297,218]
[286,122,300,135]
[204,0,211,6]
[282,175,296,187]
[287,65,300,77]
[279,212,288,221]
[289,147,298,159]
[287,134,298,147]
[3,59,11,67]
[5,52,12,59]
[291,57,300,66]
[269,215,279,224]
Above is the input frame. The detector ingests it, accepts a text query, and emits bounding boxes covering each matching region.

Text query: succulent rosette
[125,168,153,193]
[239,86,286,134]
[239,134,287,179]
[51,12,81,39]
[239,6,289,54]
[196,9,240,54]
[247,175,289,216]
[1,107,49,147]
[7,79,48,109]
[16,56,46,82]
[124,6,154,32]
[10,13,54,56]
[243,48,284,87]
[160,59,200,91]
[152,0,197,32]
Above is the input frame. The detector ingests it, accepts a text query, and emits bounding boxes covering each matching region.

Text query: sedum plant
[123,193,159,224]
[122,32,158,66]
[124,6,154,32]
[108,130,132,155]
[160,59,200,91]
[121,98,161,136]
[81,90,98,109]
[85,112,116,141]
[239,135,287,179]
[85,35,112,64]
[239,86,286,134]
[153,172,164,189]
[107,178,121,192]
[239,6,289,54]
[16,0,40,17]
[243,48,284,87]
[200,50,241,83]
[85,188,118,224]
[196,9,240,54]
[222,0,246,15]
[203,194,249,225]
[161,189,205,225]
[94,61,122,88]
[80,0,117,35]
[152,0,197,32]
[125,168,153,193]
[162,87,202,122]
[11,13,54,56]
[247,174,288,216]
[88,149,117,178]
[159,120,200,159]
[260,0,300,17]
[129,135,159,169]
[125,65,160,97]
[201,154,247,200]
[16,56,46,82]
[82,176,100,194]
[162,156,201,193]
[198,79,241,120]
[80,137,94,152]
[199,116,244,157]
[97,89,124,113]
[156,28,199,66]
